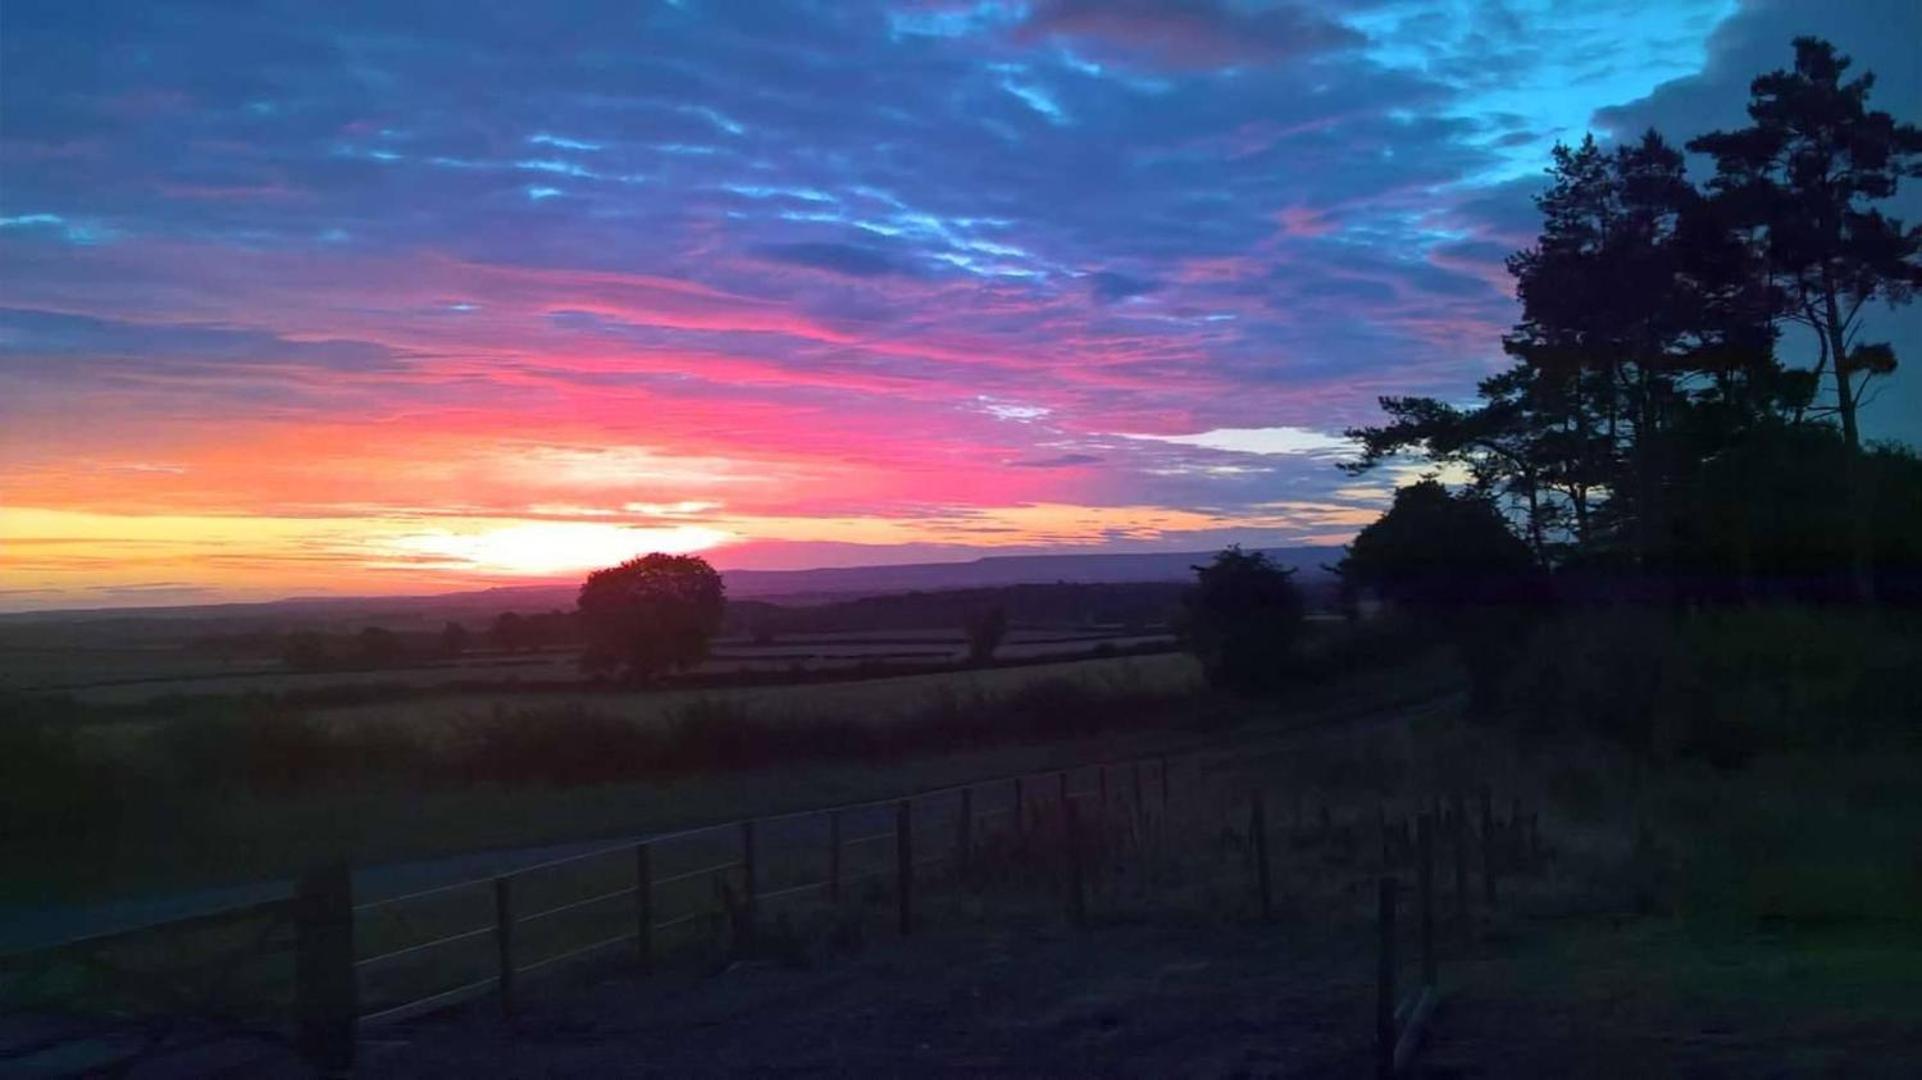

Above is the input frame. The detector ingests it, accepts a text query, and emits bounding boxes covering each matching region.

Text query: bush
[154,705,422,792]
[1504,606,1922,763]
[0,695,148,862]
[1182,546,1305,693]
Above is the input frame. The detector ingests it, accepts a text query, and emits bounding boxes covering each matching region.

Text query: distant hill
[726,581,1195,637]
[0,547,1342,639]
[721,547,1339,601]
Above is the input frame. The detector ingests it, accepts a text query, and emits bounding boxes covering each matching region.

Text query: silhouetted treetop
[577,553,726,683]
[1182,546,1304,694]
[1342,36,1920,603]
[1689,36,1922,451]
[1340,482,1538,612]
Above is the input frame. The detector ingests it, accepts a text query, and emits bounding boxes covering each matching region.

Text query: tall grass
[1501,605,1921,764]
[1475,606,1922,931]
[0,670,1201,891]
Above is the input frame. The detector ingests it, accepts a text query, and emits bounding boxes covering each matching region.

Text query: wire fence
[343,753,1166,1037]
[0,715,1551,1075]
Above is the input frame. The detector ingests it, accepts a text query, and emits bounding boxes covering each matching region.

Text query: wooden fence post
[635,842,654,971]
[494,876,515,1017]
[1480,787,1497,909]
[958,786,973,877]
[1251,791,1272,921]
[1066,796,1088,927]
[828,810,843,904]
[1160,755,1171,812]
[741,820,758,949]
[294,861,356,1073]
[896,800,913,935]
[1452,790,1468,931]
[1131,760,1144,817]
[1376,876,1397,1080]
[1418,813,1436,990]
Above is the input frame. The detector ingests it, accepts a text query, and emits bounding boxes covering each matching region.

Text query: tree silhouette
[1347,134,1713,564]
[1346,37,1919,601]
[1182,546,1304,693]
[577,553,726,683]
[281,630,329,672]
[1689,37,1922,452]
[489,611,529,653]
[356,626,403,668]
[1341,482,1537,609]
[440,620,470,658]
[1339,482,1540,712]
[963,605,1008,666]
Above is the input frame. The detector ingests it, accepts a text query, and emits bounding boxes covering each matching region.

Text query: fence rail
[3,698,1542,1076]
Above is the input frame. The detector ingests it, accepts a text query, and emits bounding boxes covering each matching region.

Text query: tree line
[1343,38,1921,605]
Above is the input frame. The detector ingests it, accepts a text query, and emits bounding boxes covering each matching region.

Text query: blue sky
[1,0,1918,607]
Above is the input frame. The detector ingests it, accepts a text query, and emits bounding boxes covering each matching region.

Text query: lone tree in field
[489,611,530,653]
[963,605,1008,666]
[1182,546,1304,694]
[577,553,726,683]
[355,626,404,669]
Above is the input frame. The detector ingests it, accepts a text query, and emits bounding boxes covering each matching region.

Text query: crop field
[312,651,1204,731]
[8,628,1178,707]
[0,646,281,693]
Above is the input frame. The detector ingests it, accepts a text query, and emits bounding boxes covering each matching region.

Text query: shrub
[0,695,147,861]
[1504,606,1922,764]
[1182,546,1305,693]
[153,705,421,792]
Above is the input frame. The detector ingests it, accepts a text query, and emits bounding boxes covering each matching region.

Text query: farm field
[311,651,1202,730]
[0,646,282,693]
[3,651,1456,911]
[6,628,1178,706]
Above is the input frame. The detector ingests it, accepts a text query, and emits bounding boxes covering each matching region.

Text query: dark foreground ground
[11,907,1920,1077]
[360,920,1375,1078]
[358,919,1922,1079]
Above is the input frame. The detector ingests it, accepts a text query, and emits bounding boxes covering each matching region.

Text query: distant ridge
[721,546,1339,600]
[0,546,1341,625]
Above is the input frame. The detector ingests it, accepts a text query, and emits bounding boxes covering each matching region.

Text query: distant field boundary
[5,627,1177,697]
[47,639,1183,714]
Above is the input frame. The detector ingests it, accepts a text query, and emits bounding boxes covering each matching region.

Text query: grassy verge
[1427,918,1922,1076]
[1,651,1457,907]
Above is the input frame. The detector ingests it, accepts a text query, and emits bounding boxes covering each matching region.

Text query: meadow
[310,648,1198,730]
[6,604,1920,1075]
[0,651,1228,904]
[1,627,1178,705]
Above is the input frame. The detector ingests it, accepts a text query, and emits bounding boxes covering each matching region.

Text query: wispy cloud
[2,0,1908,604]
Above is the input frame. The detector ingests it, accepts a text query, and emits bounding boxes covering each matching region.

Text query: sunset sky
[3,1,1918,610]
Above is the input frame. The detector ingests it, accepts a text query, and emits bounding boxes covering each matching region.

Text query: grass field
[14,622,1919,1076]
[7,629,1177,705]
[2,651,1457,909]
[311,651,1202,731]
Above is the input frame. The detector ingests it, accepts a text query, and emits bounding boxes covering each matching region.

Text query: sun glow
[381,522,733,576]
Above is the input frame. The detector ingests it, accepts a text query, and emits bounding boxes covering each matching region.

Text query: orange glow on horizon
[0,495,1382,610]
[380,521,734,576]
